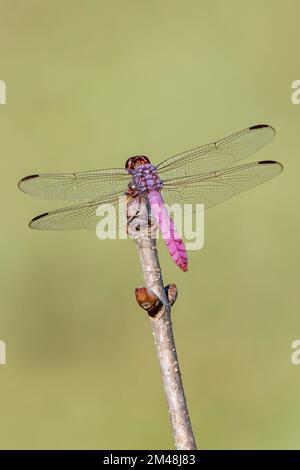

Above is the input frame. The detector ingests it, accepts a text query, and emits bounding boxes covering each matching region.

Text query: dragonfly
[18,124,283,272]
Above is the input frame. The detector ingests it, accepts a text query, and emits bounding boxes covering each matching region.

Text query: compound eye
[125,157,135,170]
[138,155,150,165]
[125,155,150,170]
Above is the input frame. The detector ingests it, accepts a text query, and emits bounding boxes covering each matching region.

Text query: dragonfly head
[125,155,150,171]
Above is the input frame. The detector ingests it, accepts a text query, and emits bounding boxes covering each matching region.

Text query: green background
[0,0,299,449]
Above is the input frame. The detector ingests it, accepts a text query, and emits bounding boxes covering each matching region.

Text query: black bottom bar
[0,450,300,467]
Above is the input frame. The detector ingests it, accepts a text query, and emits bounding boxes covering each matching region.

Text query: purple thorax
[128,163,163,194]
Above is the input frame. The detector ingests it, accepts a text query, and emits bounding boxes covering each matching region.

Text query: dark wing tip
[258,160,284,171]
[20,174,39,182]
[18,174,40,190]
[249,124,269,130]
[29,212,49,228]
[258,160,276,164]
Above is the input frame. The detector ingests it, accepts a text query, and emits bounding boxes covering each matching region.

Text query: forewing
[18,168,130,202]
[157,125,275,179]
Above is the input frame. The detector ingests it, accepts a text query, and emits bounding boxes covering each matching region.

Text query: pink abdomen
[147,190,188,272]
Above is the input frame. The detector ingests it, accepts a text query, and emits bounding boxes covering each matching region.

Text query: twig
[127,197,197,450]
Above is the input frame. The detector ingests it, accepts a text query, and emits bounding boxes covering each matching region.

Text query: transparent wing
[161,160,283,209]
[157,125,275,179]
[18,168,130,202]
[28,161,283,230]
[29,192,129,231]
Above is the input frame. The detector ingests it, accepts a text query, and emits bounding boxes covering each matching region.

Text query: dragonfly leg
[126,195,147,234]
[127,210,140,225]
